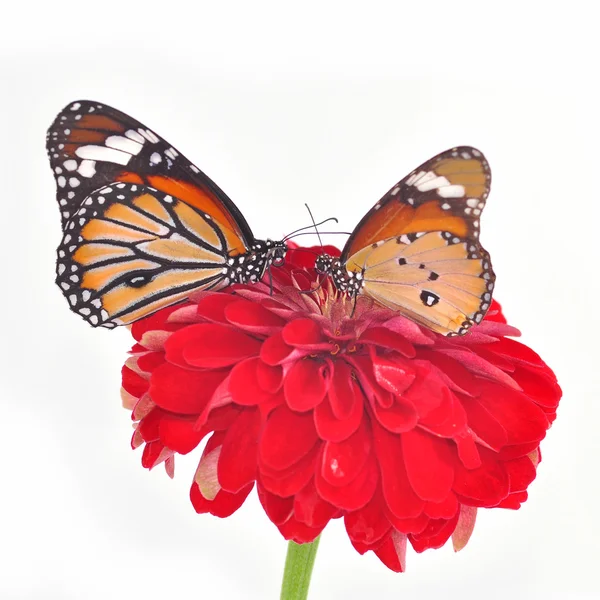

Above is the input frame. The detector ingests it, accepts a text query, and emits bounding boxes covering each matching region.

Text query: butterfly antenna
[282,217,339,241]
[305,204,323,249]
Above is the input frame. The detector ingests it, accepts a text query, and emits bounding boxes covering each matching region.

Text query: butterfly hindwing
[341,147,491,261]
[345,231,495,335]
[56,183,233,328]
[46,100,252,254]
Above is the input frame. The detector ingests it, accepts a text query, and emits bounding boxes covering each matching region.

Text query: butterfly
[47,100,287,328]
[314,147,495,336]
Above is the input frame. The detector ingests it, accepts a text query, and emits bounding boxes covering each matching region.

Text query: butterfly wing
[56,183,235,328]
[346,232,494,335]
[341,146,490,262]
[46,100,252,255]
[341,147,494,336]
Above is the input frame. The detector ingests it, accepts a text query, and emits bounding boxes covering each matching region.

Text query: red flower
[121,244,561,572]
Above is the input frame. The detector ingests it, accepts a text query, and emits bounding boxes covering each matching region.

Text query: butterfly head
[266,239,288,268]
[315,253,335,275]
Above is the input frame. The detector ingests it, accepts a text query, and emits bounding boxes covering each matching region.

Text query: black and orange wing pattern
[340,147,495,336]
[47,100,278,328]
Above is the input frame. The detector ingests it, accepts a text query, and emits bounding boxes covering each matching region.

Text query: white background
[1,1,599,598]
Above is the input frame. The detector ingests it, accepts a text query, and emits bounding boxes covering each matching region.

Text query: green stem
[280,536,321,600]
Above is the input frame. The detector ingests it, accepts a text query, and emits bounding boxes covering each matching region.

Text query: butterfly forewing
[341,147,491,262]
[56,183,235,328]
[46,100,252,254]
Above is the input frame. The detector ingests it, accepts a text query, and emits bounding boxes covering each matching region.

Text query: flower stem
[280,536,321,600]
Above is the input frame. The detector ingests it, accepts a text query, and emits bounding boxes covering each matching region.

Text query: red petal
[195,294,239,323]
[344,489,392,546]
[372,355,417,396]
[372,421,424,519]
[409,511,459,552]
[256,361,283,393]
[282,318,328,348]
[321,419,371,487]
[512,364,562,408]
[259,444,319,497]
[284,359,329,411]
[131,304,184,341]
[385,511,429,535]
[256,484,293,525]
[277,515,325,544]
[486,337,546,367]
[260,332,295,365]
[417,350,481,396]
[217,409,261,493]
[478,381,549,445]
[190,481,253,517]
[122,365,149,397]
[359,327,416,358]
[159,415,206,454]
[402,429,455,502]
[229,357,274,406]
[453,449,509,506]
[328,361,357,420]
[136,351,166,374]
[293,480,338,528]
[150,363,227,414]
[259,406,318,470]
[224,298,286,334]
[425,493,459,519]
[505,456,537,493]
[460,395,508,451]
[372,396,418,433]
[314,387,364,443]
[373,530,407,573]
[315,448,379,511]
[452,505,477,551]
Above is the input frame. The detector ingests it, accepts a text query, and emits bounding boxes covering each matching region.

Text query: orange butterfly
[315,147,495,336]
[47,100,287,328]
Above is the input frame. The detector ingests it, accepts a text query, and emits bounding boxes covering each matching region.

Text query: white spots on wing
[125,129,146,144]
[70,275,79,283]
[437,184,465,198]
[64,129,71,135]
[74,115,82,121]
[472,149,481,157]
[405,171,424,186]
[58,144,64,149]
[138,129,159,143]
[165,148,178,160]
[190,164,200,173]
[106,135,143,155]
[466,198,479,208]
[70,103,81,111]
[115,183,126,189]
[59,199,67,206]
[407,198,414,205]
[75,145,131,165]
[473,209,481,216]
[99,186,112,194]
[63,159,78,171]
[57,263,66,275]
[399,234,411,244]
[78,160,96,178]
[69,177,80,188]
[163,195,173,203]
[60,282,70,291]
[69,294,77,306]
[62,211,70,218]
[57,176,66,188]
[89,315,99,325]
[54,167,63,174]
[464,207,472,215]
[461,151,471,159]
[390,186,400,196]
[92,299,102,308]
[58,250,65,258]
[68,191,75,199]
[441,203,451,210]
[79,308,91,316]
[416,174,451,192]
[101,309,110,321]
[150,152,162,165]
[374,203,381,211]
[79,218,86,226]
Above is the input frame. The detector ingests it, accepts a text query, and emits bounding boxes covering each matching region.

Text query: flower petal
[293,481,338,528]
[256,484,294,525]
[224,298,286,334]
[229,357,274,406]
[452,505,477,551]
[259,444,319,497]
[314,386,364,443]
[282,318,329,349]
[373,530,407,573]
[190,481,253,518]
[344,489,391,547]
[284,359,329,411]
[359,327,416,357]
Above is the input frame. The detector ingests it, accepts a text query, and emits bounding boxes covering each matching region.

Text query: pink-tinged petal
[136,351,166,374]
[402,429,455,503]
[452,505,477,551]
[150,363,227,414]
[293,481,338,528]
[470,346,516,372]
[344,489,391,546]
[373,530,407,573]
[259,444,319,497]
[328,361,357,420]
[314,387,364,443]
[315,448,379,511]
[425,493,459,520]
[383,315,436,345]
[284,359,329,411]
[277,516,325,544]
[132,393,155,420]
[440,349,521,390]
[256,361,283,393]
[498,441,541,461]
[229,357,274,406]
[409,511,459,552]
[460,395,508,451]
[167,304,205,324]
[416,350,481,396]
[256,484,294,525]
[141,441,166,468]
[453,449,509,506]
[190,481,253,518]
[282,318,329,349]
[321,419,371,487]
[478,381,549,445]
[224,298,286,334]
[259,406,318,471]
[260,333,295,365]
[217,409,261,493]
[359,327,416,357]
[138,330,172,352]
[504,456,537,493]
[372,356,416,396]
[371,421,424,519]
[194,293,239,323]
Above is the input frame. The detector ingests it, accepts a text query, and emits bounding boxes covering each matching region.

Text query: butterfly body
[315,147,495,336]
[48,100,287,328]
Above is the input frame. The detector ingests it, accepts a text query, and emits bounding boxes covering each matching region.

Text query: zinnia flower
[121,244,561,572]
